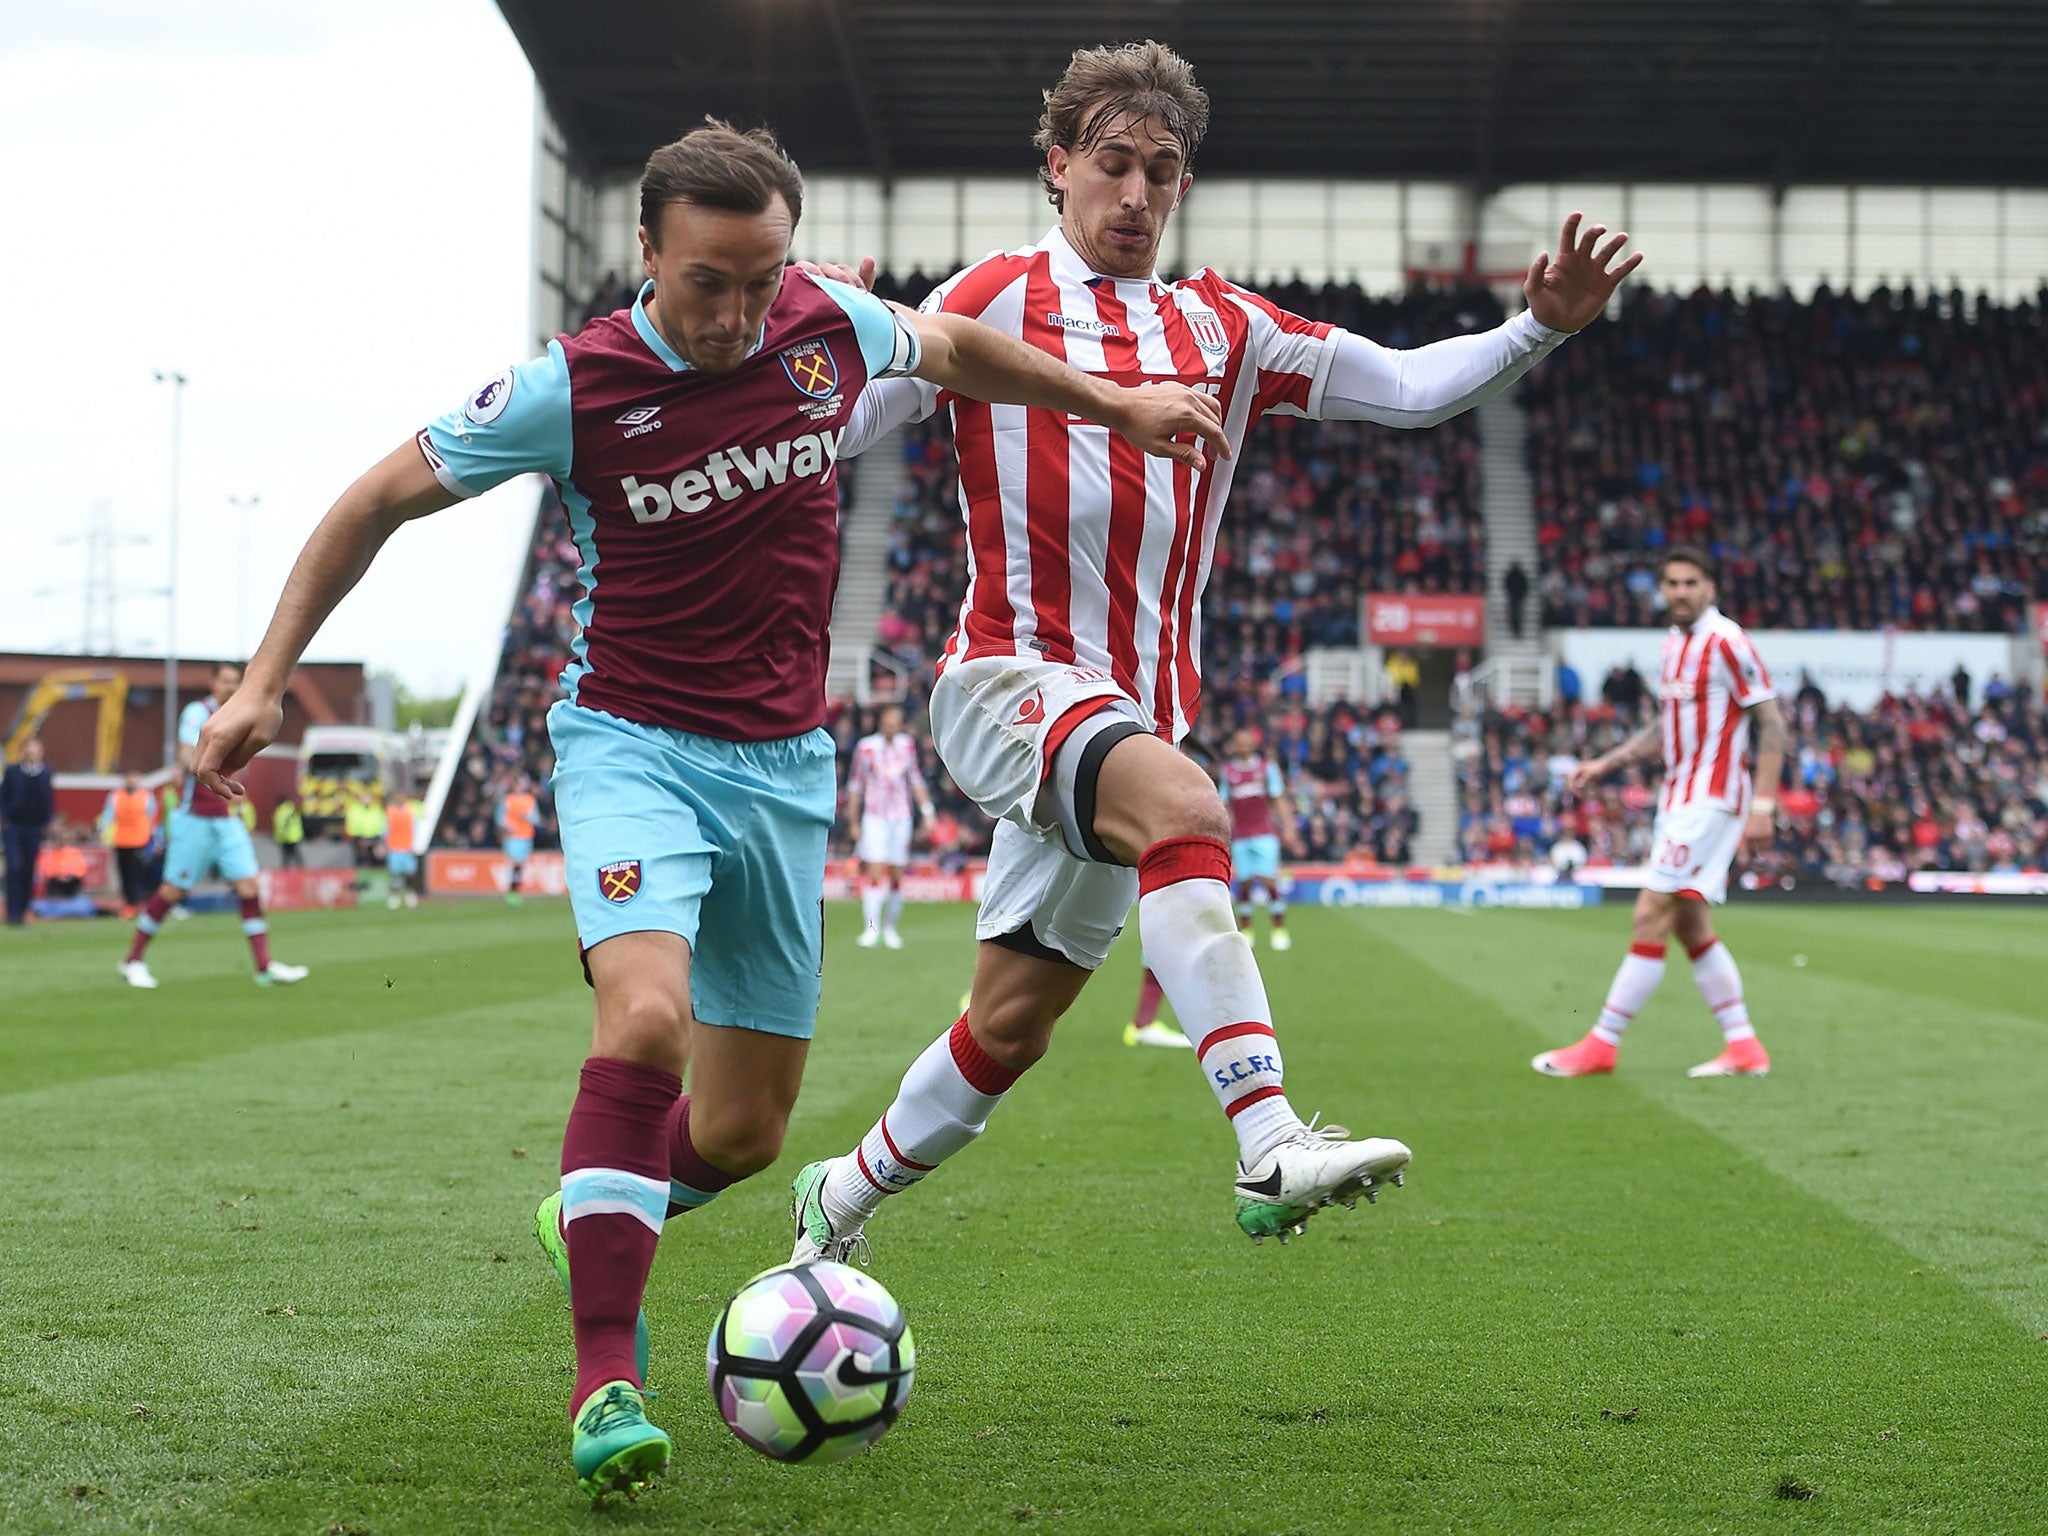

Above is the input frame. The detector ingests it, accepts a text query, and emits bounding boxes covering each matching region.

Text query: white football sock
[883,886,904,933]
[1594,943,1667,1044]
[860,883,884,933]
[1689,939,1755,1042]
[1138,837,1305,1165]
[822,1017,1018,1225]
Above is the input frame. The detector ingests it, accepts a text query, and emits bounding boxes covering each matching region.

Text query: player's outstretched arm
[195,443,456,797]
[1566,721,1662,798]
[1317,213,1640,430]
[905,310,1229,471]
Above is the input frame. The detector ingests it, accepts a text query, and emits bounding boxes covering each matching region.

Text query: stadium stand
[1456,674,2048,880]
[1524,284,2048,633]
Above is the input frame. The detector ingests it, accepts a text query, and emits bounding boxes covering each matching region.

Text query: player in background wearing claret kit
[790,40,1642,1260]
[1222,727,1294,950]
[193,119,1222,1502]
[118,661,308,989]
[846,700,935,949]
[1532,546,1784,1080]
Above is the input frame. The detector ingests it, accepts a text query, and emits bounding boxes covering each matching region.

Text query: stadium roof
[497,0,2048,188]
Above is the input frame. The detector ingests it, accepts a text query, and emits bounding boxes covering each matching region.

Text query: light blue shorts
[163,810,259,889]
[387,851,419,876]
[548,701,836,1039]
[501,837,533,865]
[1233,834,1282,883]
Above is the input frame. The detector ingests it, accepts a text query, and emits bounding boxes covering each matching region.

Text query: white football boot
[1233,1120,1410,1243]
[120,960,159,989]
[857,928,880,949]
[255,961,310,987]
[882,928,904,950]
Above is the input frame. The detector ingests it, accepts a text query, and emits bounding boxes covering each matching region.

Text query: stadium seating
[1524,283,2048,632]
[1456,673,2048,879]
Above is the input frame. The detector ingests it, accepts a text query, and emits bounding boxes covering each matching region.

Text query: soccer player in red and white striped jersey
[1534,547,1788,1080]
[847,701,935,948]
[790,40,1641,1255]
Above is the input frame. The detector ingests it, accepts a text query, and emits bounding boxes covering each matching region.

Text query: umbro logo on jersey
[615,406,663,439]
[1047,312,1123,338]
[620,428,844,523]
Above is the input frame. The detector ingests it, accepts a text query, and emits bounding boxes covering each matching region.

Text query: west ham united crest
[780,339,839,399]
[597,859,642,905]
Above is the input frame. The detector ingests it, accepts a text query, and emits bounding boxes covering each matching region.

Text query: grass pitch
[3,898,2046,1534]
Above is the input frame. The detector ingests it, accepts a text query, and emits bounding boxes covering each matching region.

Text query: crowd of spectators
[1526,283,2048,632]
[1457,665,2048,882]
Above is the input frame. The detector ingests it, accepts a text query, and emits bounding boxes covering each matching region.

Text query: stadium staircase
[1403,728,1457,866]
[1475,395,1549,706]
[826,424,907,700]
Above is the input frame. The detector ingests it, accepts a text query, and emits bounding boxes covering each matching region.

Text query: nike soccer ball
[707,1261,915,1463]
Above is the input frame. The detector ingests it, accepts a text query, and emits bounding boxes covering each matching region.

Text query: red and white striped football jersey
[1657,607,1775,813]
[921,227,1345,740]
[848,732,926,822]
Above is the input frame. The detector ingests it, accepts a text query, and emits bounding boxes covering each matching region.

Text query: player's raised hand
[795,257,878,292]
[193,691,284,800]
[1525,213,1643,333]
[1110,381,1231,471]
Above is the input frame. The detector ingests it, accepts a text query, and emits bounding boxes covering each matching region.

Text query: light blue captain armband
[815,277,922,380]
[178,700,211,748]
[416,342,575,498]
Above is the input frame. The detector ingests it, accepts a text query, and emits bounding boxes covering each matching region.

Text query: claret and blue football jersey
[418,270,920,742]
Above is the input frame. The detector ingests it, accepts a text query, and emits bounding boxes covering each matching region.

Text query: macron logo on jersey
[621,428,844,523]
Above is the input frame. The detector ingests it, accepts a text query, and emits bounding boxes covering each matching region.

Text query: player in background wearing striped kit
[791,40,1642,1255]
[846,701,935,948]
[1533,547,1786,1079]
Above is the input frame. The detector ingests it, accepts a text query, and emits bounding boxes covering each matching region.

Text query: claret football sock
[823,1015,1018,1225]
[1137,837,1306,1166]
[665,1093,740,1217]
[560,1056,680,1411]
[1132,968,1165,1028]
[126,893,172,963]
[239,895,272,972]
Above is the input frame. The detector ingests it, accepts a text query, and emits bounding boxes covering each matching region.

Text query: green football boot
[533,1192,650,1382]
[789,1160,870,1266]
[571,1381,670,1503]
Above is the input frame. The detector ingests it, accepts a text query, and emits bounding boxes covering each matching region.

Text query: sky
[0,0,539,696]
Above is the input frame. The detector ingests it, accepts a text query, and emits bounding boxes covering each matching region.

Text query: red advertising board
[427,849,568,897]
[258,868,360,911]
[1363,593,1485,648]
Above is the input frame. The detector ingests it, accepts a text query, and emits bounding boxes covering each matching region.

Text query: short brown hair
[640,117,804,246]
[1658,545,1718,583]
[1034,41,1209,211]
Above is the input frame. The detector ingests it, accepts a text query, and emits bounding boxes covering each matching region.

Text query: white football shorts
[1646,796,1748,905]
[854,813,914,866]
[929,655,1155,970]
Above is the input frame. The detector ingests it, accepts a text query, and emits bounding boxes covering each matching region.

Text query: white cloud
[0,0,537,695]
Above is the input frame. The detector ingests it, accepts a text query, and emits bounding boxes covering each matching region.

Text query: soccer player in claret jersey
[847,700,935,949]
[1533,547,1784,1080]
[193,119,1222,1501]
[1222,727,1293,950]
[118,661,308,989]
[790,40,1641,1258]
